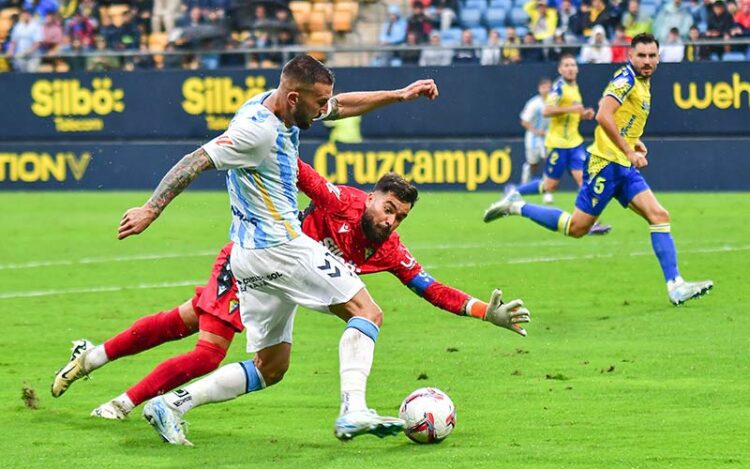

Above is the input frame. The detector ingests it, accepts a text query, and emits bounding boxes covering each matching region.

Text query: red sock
[125,340,227,406]
[103,308,193,361]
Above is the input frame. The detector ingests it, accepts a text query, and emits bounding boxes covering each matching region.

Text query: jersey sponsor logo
[30,78,125,132]
[338,223,350,233]
[673,73,750,110]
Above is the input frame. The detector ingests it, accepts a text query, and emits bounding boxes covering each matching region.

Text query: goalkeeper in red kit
[51,160,530,419]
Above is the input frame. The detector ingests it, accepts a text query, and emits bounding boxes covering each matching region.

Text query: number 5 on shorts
[593,176,606,195]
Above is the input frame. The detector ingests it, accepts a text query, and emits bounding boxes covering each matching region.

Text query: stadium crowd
[1,0,748,72]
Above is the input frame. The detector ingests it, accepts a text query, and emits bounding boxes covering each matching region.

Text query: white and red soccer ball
[399,387,456,444]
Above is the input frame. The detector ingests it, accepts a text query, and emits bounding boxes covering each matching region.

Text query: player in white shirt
[117,55,441,445]
[519,78,552,188]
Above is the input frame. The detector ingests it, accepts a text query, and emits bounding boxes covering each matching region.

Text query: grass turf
[0,191,747,468]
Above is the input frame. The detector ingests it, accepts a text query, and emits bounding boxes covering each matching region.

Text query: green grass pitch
[1,191,748,468]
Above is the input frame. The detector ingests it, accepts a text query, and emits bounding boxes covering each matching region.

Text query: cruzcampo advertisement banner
[0,138,746,191]
[0,62,748,141]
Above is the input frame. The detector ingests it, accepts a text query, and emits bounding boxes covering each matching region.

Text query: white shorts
[231,235,365,353]
[525,145,546,165]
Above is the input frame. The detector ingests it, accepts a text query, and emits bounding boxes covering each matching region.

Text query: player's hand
[118,206,159,240]
[397,79,439,102]
[582,107,596,120]
[627,150,648,169]
[533,128,545,137]
[483,289,530,337]
[634,140,648,156]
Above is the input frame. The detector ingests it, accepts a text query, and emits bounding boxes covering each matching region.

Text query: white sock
[163,363,249,415]
[84,345,109,372]
[509,200,526,215]
[339,327,375,415]
[521,163,532,184]
[112,393,135,414]
[667,276,685,290]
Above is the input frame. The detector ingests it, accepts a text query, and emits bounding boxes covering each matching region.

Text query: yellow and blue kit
[544,77,587,179]
[575,64,651,216]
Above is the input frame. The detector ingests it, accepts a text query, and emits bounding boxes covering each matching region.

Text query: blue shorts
[545,144,587,180]
[575,154,650,216]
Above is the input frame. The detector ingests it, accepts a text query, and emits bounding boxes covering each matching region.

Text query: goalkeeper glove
[467,290,530,337]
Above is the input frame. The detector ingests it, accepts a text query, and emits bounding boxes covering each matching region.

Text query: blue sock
[239,359,266,393]
[517,178,543,196]
[346,317,379,342]
[650,224,680,282]
[521,204,571,234]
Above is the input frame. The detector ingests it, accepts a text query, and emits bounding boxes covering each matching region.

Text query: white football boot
[143,396,192,446]
[51,339,95,397]
[483,190,523,223]
[334,409,405,441]
[91,400,130,420]
[668,279,714,305]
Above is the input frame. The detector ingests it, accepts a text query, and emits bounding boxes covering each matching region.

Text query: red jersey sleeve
[390,244,470,316]
[297,158,344,211]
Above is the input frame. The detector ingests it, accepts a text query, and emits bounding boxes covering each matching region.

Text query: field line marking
[0,280,204,300]
[0,251,218,271]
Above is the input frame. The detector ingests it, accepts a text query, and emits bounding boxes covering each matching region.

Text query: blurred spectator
[684,24,710,59]
[407,1,432,43]
[580,0,611,37]
[548,29,579,61]
[86,34,120,70]
[608,0,627,27]
[621,0,653,37]
[428,0,458,31]
[706,0,736,36]
[98,12,116,48]
[654,0,694,41]
[177,6,205,29]
[480,28,502,65]
[452,29,480,64]
[39,11,63,54]
[65,9,96,49]
[418,31,453,65]
[502,26,522,63]
[521,31,545,61]
[152,0,181,34]
[379,4,407,45]
[661,27,686,60]
[398,30,422,64]
[580,24,612,62]
[735,0,750,33]
[60,35,88,71]
[31,0,59,19]
[131,0,154,36]
[557,0,580,39]
[610,23,630,61]
[111,8,140,50]
[6,9,41,72]
[125,36,156,70]
[688,0,712,24]
[525,0,559,42]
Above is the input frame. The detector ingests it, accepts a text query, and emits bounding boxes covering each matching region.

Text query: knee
[356,305,383,328]
[543,179,559,192]
[567,219,590,238]
[650,207,670,224]
[255,356,289,387]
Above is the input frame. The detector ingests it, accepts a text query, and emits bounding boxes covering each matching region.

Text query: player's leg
[627,187,713,304]
[92,312,235,420]
[51,299,198,398]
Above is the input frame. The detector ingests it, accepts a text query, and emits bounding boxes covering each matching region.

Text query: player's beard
[292,106,312,129]
[361,211,390,244]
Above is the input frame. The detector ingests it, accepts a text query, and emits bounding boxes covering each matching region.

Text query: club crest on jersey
[229,299,239,314]
[364,247,375,259]
[251,110,270,122]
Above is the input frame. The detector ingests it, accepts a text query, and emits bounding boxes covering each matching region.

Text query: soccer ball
[399,387,456,444]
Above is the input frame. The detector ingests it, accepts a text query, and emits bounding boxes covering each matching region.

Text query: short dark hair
[631,32,659,49]
[559,52,576,64]
[281,55,335,87]
[539,77,552,86]
[374,173,419,207]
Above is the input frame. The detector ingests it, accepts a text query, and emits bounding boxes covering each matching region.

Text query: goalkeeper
[51,159,530,421]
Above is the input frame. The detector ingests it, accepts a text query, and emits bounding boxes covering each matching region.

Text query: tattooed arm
[118,148,215,240]
[322,79,439,120]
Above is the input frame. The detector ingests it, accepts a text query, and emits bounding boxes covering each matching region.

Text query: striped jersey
[519,94,549,149]
[203,90,301,249]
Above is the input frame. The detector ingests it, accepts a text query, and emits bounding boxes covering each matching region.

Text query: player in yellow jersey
[483,34,713,305]
[507,53,610,235]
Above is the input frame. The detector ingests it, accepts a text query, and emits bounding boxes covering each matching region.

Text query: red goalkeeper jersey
[297,159,470,315]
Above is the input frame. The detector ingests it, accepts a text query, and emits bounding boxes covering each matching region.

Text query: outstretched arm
[118,148,214,240]
[323,79,438,120]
